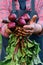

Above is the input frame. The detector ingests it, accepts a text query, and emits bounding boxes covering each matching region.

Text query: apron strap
[12,0,35,14]
[31,0,38,21]
[31,0,35,12]
[11,0,16,13]
[11,0,20,17]
[12,0,37,18]
[30,0,35,18]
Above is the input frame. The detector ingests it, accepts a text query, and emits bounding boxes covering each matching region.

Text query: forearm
[0,0,12,37]
[0,10,10,37]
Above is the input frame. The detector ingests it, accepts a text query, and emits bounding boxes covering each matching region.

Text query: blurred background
[0,35,2,55]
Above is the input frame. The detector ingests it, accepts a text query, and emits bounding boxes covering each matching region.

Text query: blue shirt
[19,0,26,10]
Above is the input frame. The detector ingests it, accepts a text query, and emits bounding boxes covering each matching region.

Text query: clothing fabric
[0,0,43,37]
[1,36,9,60]
[0,0,43,21]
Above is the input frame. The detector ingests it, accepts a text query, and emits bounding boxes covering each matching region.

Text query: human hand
[15,27,29,36]
[23,15,42,35]
[0,23,12,38]
[23,23,42,35]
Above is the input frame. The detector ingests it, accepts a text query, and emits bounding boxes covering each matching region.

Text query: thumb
[29,15,37,24]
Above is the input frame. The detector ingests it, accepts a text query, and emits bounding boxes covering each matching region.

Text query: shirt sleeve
[35,0,43,35]
[0,23,9,37]
[0,0,10,37]
[37,0,43,24]
[0,0,10,22]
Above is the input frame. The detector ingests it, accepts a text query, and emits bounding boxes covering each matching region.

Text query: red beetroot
[18,18,26,26]
[8,22,16,29]
[21,14,30,21]
[8,14,17,21]
[8,22,16,31]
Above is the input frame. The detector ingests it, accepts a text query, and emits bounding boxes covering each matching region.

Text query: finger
[23,31,33,36]
[31,15,37,22]
[21,31,28,35]
[23,29,34,33]
[18,30,22,33]
[28,32,33,36]
[22,31,33,36]
[23,25,34,30]
[29,15,37,24]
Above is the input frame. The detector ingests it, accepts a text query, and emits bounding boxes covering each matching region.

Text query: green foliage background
[0,35,2,49]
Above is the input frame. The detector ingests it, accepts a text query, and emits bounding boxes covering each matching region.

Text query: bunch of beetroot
[1,13,40,65]
[2,13,37,37]
[8,13,30,31]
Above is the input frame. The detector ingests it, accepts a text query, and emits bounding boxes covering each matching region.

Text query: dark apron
[1,0,43,62]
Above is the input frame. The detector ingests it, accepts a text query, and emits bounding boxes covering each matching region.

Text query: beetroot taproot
[18,18,26,26]
[8,22,16,29]
[8,14,17,21]
[21,14,30,21]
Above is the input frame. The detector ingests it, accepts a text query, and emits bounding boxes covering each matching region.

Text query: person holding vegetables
[0,0,43,64]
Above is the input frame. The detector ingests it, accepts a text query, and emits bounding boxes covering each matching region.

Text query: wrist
[33,23,42,34]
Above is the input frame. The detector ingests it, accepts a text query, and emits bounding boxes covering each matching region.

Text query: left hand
[2,24,12,37]
[23,23,42,35]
